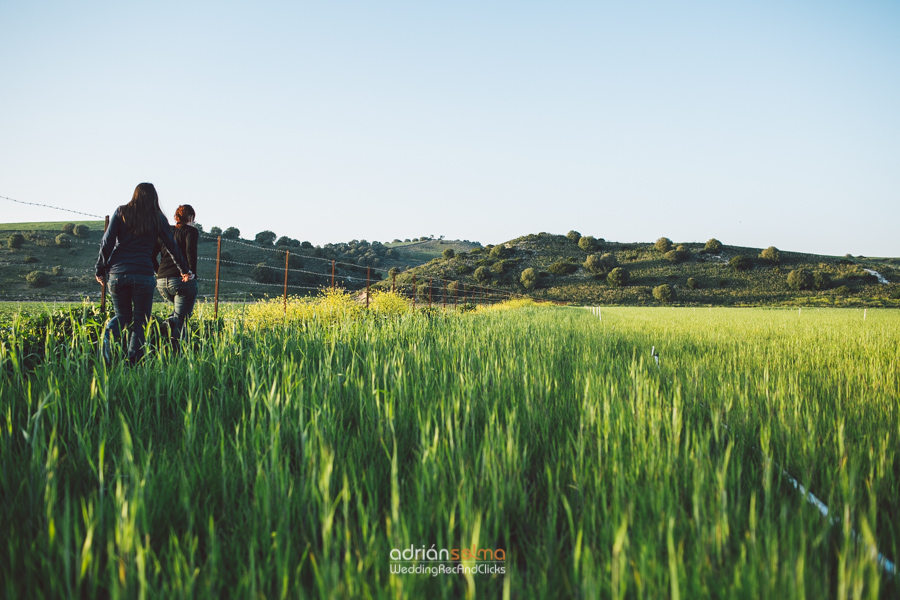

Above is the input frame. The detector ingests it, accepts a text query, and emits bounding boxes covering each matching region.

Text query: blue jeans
[104,273,157,364]
[157,277,198,346]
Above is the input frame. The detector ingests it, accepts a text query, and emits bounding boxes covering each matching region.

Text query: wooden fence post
[366,267,370,309]
[214,235,221,319]
[283,250,289,316]
[100,215,110,312]
[331,260,335,291]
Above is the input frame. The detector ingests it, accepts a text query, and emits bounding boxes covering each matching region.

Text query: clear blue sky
[2,1,898,256]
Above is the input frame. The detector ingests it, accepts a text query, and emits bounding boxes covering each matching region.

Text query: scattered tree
[607,267,629,287]
[664,246,689,263]
[55,233,72,248]
[223,227,241,240]
[8,233,25,249]
[578,235,597,252]
[520,267,538,289]
[61,223,76,234]
[787,268,814,290]
[813,271,832,291]
[704,238,722,254]
[276,236,291,246]
[548,261,578,275]
[73,224,90,238]
[255,230,277,246]
[26,271,51,287]
[251,263,279,284]
[474,266,491,282]
[655,237,673,253]
[24,256,39,264]
[652,284,675,303]
[759,246,781,264]
[729,255,753,271]
[489,245,511,259]
[566,230,582,244]
[209,226,223,236]
[442,248,455,259]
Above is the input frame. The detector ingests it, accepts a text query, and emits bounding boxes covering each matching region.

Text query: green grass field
[1,299,897,598]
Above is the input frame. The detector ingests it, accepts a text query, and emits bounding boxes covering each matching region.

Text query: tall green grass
[1,301,897,598]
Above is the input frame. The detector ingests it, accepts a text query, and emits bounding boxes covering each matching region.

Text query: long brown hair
[174,204,195,229]
[120,183,164,237]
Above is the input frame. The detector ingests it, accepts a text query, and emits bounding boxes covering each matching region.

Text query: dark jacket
[95,208,191,278]
[155,225,199,279]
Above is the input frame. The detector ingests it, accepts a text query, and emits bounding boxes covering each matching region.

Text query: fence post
[331,260,335,291]
[100,215,110,312]
[283,250,289,317]
[214,235,221,319]
[366,267,370,309]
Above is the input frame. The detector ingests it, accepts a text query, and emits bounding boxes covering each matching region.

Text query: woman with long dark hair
[155,204,199,349]
[95,183,194,364]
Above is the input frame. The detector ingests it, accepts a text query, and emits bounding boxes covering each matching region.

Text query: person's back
[154,204,200,350]
[96,183,194,364]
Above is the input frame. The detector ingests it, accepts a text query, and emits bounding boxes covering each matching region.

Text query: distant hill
[0,221,478,302]
[377,232,900,307]
[3,223,898,306]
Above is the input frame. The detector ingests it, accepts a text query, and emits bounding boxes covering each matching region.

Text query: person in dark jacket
[154,204,199,349]
[95,183,194,364]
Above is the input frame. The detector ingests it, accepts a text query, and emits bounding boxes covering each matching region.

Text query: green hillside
[0,222,478,302]
[377,232,900,307]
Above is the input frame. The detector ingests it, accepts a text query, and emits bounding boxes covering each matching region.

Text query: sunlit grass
[1,299,897,597]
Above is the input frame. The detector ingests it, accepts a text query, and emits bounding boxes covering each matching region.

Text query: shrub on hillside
[548,261,578,275]
[8,233,25,249]
[223,227,241,240]
[73,224,90,238]
[583,254,604,274]
[474,266,491,282]
[489,245,511,259]
[578,236,597,252]
[607,267,629,288]
[209,226,223,236]
[787,268,814,290]
[61,223,76,234]
[813,271,832,291]
[255,230,276,246]
[52,265,64,276]
[704,238,722,254]
[55,233,72,248]
[456,264,473,275]
[24,256,39,264]
[729,255,753,271]
[252,263,279,284]
[664,246,689,263]
[276,236,291,246]
[567,230,582,244]
[26,271,51,287]
[442,248,455,259]
[655,237,673,253]
[652,284,675,303]
[759,246,781,264]
[520,267,538,289]
[686,277,699,289]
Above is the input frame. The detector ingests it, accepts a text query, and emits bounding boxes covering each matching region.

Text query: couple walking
[95,182,200,364]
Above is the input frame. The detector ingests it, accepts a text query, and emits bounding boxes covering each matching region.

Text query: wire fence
[3,194,523,316]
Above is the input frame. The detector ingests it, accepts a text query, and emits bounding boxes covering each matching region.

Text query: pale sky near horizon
[2,1,898,257]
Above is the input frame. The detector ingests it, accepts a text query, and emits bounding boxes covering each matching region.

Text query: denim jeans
[156,277,198,346]
[103,273,157,364]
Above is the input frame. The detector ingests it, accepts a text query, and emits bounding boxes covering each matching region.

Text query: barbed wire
[1,195,105,219]
[3,193,519,304]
